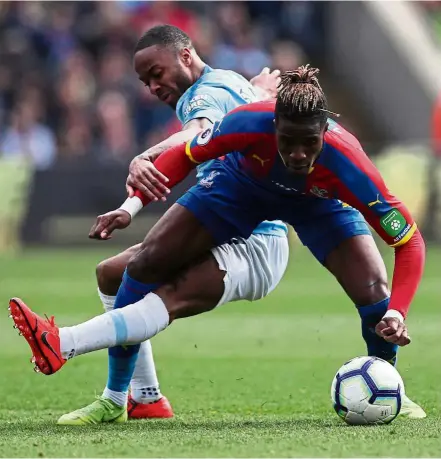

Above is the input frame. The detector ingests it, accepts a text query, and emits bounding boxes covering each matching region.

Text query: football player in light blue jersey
[56,24,291,425]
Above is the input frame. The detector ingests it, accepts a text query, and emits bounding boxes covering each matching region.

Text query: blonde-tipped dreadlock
[276,64,328,125]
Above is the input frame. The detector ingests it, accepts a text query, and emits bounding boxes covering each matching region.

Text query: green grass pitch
[0,244,440,457]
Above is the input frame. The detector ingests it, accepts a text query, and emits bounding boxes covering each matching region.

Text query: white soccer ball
[331,356,405,425]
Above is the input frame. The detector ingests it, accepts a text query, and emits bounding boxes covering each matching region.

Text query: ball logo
[196,128,213,146]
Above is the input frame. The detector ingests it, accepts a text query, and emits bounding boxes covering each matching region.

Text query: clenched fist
[375,316,411,347]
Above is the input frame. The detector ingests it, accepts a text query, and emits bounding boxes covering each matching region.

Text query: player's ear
[324,122,329,133]
[180,48,193,67]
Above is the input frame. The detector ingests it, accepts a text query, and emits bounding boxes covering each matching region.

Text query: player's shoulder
[177,68,250,111]
[324,119,364,156]
[198,67,251,87]
[230,100,276,116]
[225,100,275,133]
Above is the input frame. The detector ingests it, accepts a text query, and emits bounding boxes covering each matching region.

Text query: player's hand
[375,317,411,347]
[126,155,170,200]
[250,67,281,99]
[89,209,132,240]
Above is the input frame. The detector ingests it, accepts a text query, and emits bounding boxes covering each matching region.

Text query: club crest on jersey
[310,185,328,198]
[196,128,213,146]
[199,170,220,188]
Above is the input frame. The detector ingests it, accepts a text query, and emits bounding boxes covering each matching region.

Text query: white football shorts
[211,233,289,307]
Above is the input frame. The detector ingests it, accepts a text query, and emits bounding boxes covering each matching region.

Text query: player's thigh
[290,199,389,305]
[212,233,290,305]
[157,233,290,321]
[128,202,216,282]
[156,252,226,321]
[324,234,389,306]
[96,243,142,294]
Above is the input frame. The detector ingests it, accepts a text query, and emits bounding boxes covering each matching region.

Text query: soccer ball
[331,356,404,425]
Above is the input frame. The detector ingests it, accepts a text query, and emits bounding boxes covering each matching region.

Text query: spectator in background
[210,2,271,78]
[0,97,56,170]
[128,1,199,40]
[46,3,78,66]
[278,2,325,59]
[0,1,312,167]
[56,50,96,112]
[58,108,93,163]
[270,40,306,73]
[95,91,136,165]
[211,27,271,79]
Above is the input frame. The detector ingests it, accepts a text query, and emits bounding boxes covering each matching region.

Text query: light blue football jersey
[175,66,287,237]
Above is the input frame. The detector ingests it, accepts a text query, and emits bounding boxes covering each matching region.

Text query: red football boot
[127,395,174,419]
[8,298,66,375]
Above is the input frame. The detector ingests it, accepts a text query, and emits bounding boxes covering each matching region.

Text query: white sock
[102,387,128,407]
[98,289,116,313]
[59,292,170,358]
[98,289,162,404]
[130,340,162,403]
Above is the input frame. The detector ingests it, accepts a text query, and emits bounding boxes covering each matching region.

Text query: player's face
[134,45,194,109]
[275,117,327,175]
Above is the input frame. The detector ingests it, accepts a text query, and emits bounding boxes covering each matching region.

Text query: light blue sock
[357,297,399,366]
[106,269,160,395]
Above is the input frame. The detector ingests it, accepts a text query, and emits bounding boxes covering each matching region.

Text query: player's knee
[127,242,171,283]
[96,258,123,295]
[156,284,216,322]
[350,277,389,306]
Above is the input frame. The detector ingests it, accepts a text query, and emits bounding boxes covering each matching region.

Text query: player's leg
[10,229,288,424]
[289,200,395,361]
[103,161,266,408]
[103,202,216,407]
[96,244,171,417]
[322,234,426,418]
[8,252,223,425]
[9,165,264,423]
[127,230,289,418]
[291,200,425,418]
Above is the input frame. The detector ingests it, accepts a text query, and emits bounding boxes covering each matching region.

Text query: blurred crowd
[0,1,325,170]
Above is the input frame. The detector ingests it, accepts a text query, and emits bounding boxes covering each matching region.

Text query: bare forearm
[138,119,212,161]
[137,129,199,161]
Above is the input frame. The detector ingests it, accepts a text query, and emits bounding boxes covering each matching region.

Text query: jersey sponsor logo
[310,185,328,198]
[196,128,213,146]
[183,95,210,116]
[368,194,382,207]
[251,154,270,167]
[380,209,407,237]
[393,222,412,243]
[199,170,220,188]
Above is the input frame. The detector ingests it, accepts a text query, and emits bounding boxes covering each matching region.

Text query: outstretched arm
[90,107,254,239]
[334,147,425,345]
[126,118,213,200]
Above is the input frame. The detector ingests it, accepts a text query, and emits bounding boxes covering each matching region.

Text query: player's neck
[191,55,207,82]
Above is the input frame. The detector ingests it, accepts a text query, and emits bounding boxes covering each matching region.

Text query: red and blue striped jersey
[185,100,417,247]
